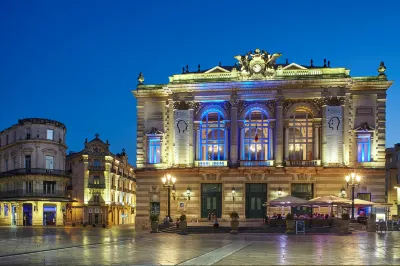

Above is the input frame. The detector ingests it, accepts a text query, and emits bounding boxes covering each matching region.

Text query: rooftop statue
[234,48,282,79]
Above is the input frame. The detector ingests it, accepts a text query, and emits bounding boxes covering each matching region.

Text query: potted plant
[340,213,350,234]
[178,215,188,235]
[285,213,295,234]
[229,211,239,234]
[150,214,159,233]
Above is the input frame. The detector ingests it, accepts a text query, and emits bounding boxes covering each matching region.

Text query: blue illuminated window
[199,111,226,161]
[357,135,371,162]
[288,109,314,161]
[148,137,161,164]
[241,109,270,161]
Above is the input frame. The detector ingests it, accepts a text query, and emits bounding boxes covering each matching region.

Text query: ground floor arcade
[66,204,135,226]
[0,201,67,226]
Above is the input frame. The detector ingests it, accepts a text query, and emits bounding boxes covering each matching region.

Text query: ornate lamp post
[162,174,176,220]
[345,172,361,220]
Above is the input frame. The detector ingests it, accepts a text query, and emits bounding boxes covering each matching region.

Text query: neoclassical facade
[66,134,136,226]
[0,118,71,226]
[133,48,393,229]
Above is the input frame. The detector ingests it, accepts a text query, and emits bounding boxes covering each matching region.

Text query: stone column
[284,125,289,161]
[194,124,200,160]
[313,125,320,160]
[268,121,275,160]
[230,98,239,167]
[239,123,245,162]
[275,99,284,167]
[188,107,195,167]
[343,95,350,165]
[321,104,328,166]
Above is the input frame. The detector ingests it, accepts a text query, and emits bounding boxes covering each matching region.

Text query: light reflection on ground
[0,227,398,265]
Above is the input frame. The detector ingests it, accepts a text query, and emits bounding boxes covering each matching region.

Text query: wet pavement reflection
[0,227,399,265]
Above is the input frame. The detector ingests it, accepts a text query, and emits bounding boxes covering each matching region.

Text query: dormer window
[47,129,54,140]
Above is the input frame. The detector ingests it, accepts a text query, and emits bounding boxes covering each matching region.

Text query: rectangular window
[291,183,314,200]
[357,135,371,162]
[4,204,8,217]
[26,181,33,193]
[93,176,100,184]
[47,129,54,140]
[13,157,17,169]
[5,159,8,171]
[357,193,371,201]
[148,137,161,164]
[94,194,100,203]
[43,181,56,194]
[25,155,31,170]
[94,159,100,166]
[45,156,54,170]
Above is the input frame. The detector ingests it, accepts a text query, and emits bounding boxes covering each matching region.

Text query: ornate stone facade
[132,48,393,229]
[0,118,70,226]
[66,135,136,226]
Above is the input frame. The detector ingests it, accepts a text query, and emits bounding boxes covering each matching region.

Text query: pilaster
[230,95,239,166]
[275,99,284,167]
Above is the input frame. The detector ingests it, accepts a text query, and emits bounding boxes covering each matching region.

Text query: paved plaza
[0,227,399,265]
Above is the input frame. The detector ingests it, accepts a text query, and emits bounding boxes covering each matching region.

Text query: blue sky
[0,0,399,165]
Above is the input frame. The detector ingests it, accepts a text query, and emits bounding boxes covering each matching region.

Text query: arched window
[288,109,313,160]
[242,110,270,160]
[199,111,226,161]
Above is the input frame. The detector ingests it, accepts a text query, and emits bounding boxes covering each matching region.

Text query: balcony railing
[0,189,69,199]
[285,160,321,167]
[87,183,106,189]
[239,160,274,167]
[194,160,228,167]
[0,168,71,178]
[88,165,105,171]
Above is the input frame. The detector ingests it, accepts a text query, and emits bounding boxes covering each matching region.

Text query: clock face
[252,64,262,73]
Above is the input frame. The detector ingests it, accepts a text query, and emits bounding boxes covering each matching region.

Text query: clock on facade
[252,64,262,73]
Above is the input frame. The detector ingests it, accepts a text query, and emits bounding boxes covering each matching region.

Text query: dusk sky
[1,0,399,166]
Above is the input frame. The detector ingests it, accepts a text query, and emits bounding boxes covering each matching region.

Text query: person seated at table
[277,214,282,219]
[271,213,277,219]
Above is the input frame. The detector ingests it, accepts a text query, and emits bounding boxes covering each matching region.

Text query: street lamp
[345,172,361,220]
[162,174,176,220]
[186,187,191,200]
[232,187,236,201]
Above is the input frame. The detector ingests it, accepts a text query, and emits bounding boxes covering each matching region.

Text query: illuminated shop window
[288,109,313,160]
[148,137,161,164]
[357,134,371,162]
[200,111,226,161]
[242,109,270,160]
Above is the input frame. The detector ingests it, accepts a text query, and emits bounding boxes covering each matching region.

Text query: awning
[267,195,308,206]
[307,195,351,206]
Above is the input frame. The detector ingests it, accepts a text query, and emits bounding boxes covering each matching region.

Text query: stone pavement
[0,226,399,265]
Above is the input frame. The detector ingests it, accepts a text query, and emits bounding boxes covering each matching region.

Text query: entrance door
[23,203,32,226]
[245,183,267,218]
[43,205,56,225]
[11,206,17,225]
[201,183,222,218]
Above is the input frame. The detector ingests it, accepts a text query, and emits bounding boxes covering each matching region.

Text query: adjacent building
[66,134,136,226]
[133,48,393,229]
[385,145,400,218]
[0,118,71,226]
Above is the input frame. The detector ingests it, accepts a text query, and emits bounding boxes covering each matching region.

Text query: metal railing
[239,160,274,167]
[88,165,105,171]
[0,168,71,178]
[285,160,321,167]
[87,183,106,189]
[194,160,228,167]
[0,189,69,199]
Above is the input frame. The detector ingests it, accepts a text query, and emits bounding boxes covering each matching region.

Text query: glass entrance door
[245,183,267,218]
[201,183,222,218]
